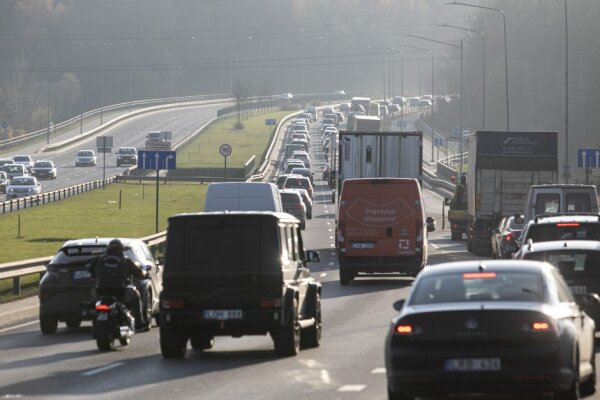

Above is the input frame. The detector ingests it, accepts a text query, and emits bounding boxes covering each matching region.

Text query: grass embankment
[0,108,297,302]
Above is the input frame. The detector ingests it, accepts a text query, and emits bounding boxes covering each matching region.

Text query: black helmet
[106,239,124,256]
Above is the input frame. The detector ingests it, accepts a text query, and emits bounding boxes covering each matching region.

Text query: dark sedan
[491,214,524,259]
[385,260,595,400]
[38,237,162,334]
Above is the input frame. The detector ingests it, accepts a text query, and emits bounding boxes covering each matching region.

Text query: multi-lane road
[0,108,597,399]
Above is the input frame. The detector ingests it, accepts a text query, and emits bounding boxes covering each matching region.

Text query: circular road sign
[219,144,232,157]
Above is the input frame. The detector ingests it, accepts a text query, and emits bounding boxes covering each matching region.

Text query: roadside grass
[177,110,295,168]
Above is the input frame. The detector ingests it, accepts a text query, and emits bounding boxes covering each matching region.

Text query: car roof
[419,260,553,277]
[531,214,600,224]
[169,211,300,223]
[521,240,600,253]
[59,237,142,248]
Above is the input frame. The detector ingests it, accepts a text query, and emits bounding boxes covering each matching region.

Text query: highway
[0,110,597,399]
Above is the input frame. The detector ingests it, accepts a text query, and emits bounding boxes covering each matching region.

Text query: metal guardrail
[0,231,166,296]
[0,94,230,153]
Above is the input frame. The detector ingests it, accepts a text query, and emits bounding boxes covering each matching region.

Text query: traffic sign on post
[434,138,445,147]
[219,144,232,157]
[265,119,277,126]
[577,148,600,168]
[137,150,176,170]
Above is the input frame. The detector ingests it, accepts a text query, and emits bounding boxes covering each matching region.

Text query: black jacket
[89,253,146,290]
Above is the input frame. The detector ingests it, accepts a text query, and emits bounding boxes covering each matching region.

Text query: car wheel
[300,293,321,349]
[160,326,188,359]
[581,344,596,396]
[40,315,58,334]
[388,387,414,400]
[339,269,353,286]
[142,288,153,327]
[556,356,580,400]
[65,318,81,328]
[190,335,215,351]
[273,299,300,357]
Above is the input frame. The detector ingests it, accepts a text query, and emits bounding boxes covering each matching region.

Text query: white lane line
[430,243,439,249]
[0,320,38,334]
[327,222,331,225]
[320,273,327,278]
[338,385,366,392]
[321,369,331,384]
[328,262,334,266]
[371,367,386,374]
[82,362,125,376]
[329,236,334,239]
[328,229,333,232]
[330,244,335,248]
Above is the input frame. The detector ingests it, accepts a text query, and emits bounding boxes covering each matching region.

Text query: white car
[6,176,41,199]
[32,160,57,180]
[279,93,293,100]
[12,155,34,172]
[75,150,97,167]
[0,171,8,193]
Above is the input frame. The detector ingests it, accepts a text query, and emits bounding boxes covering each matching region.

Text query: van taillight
[162,299,184,310]
[260,298,282,308]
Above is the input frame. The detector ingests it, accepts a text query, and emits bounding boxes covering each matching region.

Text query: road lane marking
[371,367,386,374]
[82,362,125,376]
[338,385,366,392]
[0,320,38,334]
[329,236,334,239]
[320,273,327,278]
[321,369,331,384]
[430,243,439,249]
[330,244,335,247]
[328,229,332,232]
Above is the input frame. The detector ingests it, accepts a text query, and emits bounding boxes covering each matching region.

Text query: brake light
[395,324,413,335]
[162,299,184,310]
[463,272,497,279]
[95,304,110,312]
[532,322,550,331]
[504,232,514,242]
[260,298,282,308]
[556,223,580,227]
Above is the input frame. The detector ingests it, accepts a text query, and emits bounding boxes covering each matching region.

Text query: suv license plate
[351,242,374,249]
[96,313,108,321]
[203,310,243,320]
[444,358,501,371]
[72,270,92,280]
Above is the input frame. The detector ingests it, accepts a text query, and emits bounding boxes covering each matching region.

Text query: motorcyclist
[89,239,149,331]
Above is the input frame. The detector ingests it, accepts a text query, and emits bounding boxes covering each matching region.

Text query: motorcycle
[91,296,135,351]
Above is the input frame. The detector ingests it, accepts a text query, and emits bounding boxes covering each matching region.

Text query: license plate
[96,313,108,321]
[444,358,501,371]
[570,285,587,294]
[202,310,243,320]
[72,270,92,280]
[351,242,374,249]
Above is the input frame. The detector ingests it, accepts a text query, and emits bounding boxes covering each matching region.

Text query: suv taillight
[162,299,184,310]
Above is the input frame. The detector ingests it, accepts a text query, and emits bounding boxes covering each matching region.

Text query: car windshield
[3,165,22,173]
[78,151,93,156]
[119,148,136,154]
[281,192,302,204]
[13,156,30,162]
[410,271,545,304]
[34,162,52,168]
[527,223,600,242]
[507,218,524,230]
[524,250,600,278]
[51,245,134,264]
[11,177,35,185]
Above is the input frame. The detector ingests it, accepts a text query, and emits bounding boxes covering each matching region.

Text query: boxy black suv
[158,211,321,358]
[39,238,162,334]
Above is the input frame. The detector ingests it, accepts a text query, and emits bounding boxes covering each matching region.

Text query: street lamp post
[369,46,392,101]
[563,0,570,182]
[439,24,486,130]
[447,1,509,131]
[409,35,464,174]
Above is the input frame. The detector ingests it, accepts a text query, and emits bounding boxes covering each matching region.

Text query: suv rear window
[524,250,600,278]
[527,223,600,242]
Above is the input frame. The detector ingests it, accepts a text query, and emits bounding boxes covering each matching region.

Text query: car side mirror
[306,250,320,263]
[393,299,405,311]
[444,197,450,206]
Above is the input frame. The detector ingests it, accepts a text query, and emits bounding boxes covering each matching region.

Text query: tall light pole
[409,35,463,174]
[438,24,486,131]
[368,46,391,100]
[399,42,435,162]
[563,0,570,183]
[447,1,509,131]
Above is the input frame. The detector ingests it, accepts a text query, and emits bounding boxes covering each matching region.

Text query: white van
[204,182,283,213]
[524,184,599,224]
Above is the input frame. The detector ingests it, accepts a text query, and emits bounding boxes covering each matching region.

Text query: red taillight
[504,232,514,241]
[260,298,282,308]
[395,324,413,335]
[463,272,497,279]
[162,299,184,310]
[556,223,580,227]
[532,322,550,331]
[95,304,110,312]
[451,223,459,229]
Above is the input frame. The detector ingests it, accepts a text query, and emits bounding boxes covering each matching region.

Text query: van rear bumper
[340,255,423,274]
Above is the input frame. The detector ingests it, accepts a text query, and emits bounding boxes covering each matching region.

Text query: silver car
[6,176,41,199]
[75,150,97,167]
[280,189,307,230]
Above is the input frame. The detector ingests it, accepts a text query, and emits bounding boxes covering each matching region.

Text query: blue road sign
[138,150,176,170]
[265,119,277,126]
[577,148,600,168]
[434,138,445,147]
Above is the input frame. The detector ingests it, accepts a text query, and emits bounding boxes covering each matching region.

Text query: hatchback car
[75,150,97,167]
[291,150,311,169]
[6,176,41,198]
[290,167,314,184]
[116,147,138,166]
[12,155,34,172]
[290,188,313,219]
[1,163,28,179]
[283,175,314,199]
[31,160,57,180]
[284,160,306,175]
[38,237,162,334]
[280,189,307,229]
[491,214,524,259]
[386,260,596,400]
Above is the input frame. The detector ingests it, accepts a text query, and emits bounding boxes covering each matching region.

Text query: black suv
[39,238,162,334]
[158,211,321,358]
[116,147,138,167]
